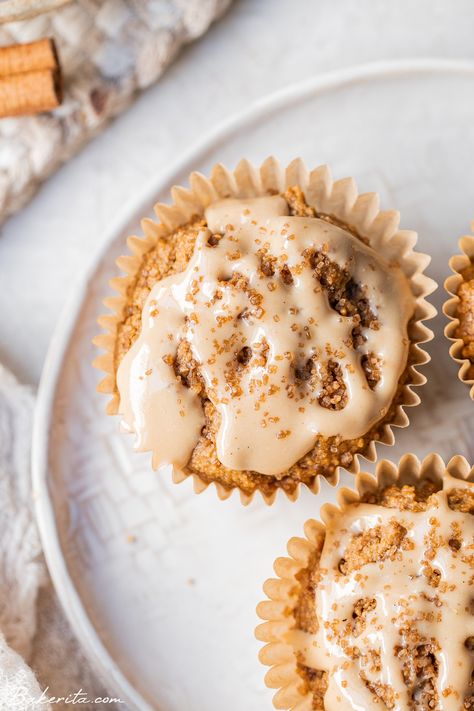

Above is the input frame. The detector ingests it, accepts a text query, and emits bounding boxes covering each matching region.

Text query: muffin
[445,233,474,399]
[256,453,474,710]
[94,158,435,503]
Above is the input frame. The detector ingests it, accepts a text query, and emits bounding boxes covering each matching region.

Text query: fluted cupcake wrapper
[255,452,474,710]
[93,157,436,505]
[444,232,474,400]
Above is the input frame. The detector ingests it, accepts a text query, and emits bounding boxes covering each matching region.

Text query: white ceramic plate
[33,60,474,711]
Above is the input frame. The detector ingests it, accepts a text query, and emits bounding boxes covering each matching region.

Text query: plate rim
[32,57,474,710]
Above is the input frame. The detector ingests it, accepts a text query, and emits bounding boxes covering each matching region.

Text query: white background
[1,0,474,385]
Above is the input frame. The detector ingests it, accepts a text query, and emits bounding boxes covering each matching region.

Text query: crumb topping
[455,262,474,380]
[113,187,414,493]
[290,476,474,710]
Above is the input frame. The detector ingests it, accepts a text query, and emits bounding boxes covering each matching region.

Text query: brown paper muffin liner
[444,232,474,400]
[93,157,436,504]
[255,452,474,710]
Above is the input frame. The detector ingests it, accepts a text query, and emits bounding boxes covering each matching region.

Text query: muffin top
[291,475,474,710]
[455,260,474,378]
[117,194,413,476]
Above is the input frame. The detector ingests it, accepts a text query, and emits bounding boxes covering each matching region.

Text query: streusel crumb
[455,262,474,379]
[293,482,474,710]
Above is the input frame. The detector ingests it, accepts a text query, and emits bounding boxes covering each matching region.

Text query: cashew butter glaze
[289,475,474,710]
[117,195,413,475]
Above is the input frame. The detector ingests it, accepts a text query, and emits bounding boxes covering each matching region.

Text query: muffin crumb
[455,262,474,379]
[292,479,474,709]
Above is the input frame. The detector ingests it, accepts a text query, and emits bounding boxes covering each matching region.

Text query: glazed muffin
[95,159,435,503]
[445,234,474,397]
[257,454,474,710]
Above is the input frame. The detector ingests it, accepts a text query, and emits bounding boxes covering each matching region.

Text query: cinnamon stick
[0,38,62,118]
[0,69,62,117]
[0,38,58,77]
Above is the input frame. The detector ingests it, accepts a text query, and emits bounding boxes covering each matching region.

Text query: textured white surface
[34,65,474,711]
[1,0,474,386]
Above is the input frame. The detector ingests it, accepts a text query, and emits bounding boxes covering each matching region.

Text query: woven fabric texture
[0,0,231,223]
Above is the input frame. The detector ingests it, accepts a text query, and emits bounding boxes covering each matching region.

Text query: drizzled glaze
[117,195,413,475]
[290,475,474,710]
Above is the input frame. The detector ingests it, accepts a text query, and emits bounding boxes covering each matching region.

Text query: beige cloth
[0,0,231,223]
[0,631,48,711]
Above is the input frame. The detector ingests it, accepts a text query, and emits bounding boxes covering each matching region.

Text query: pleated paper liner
[444,232,474,400]
[255,452,474,710]
[93,157,436,505]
